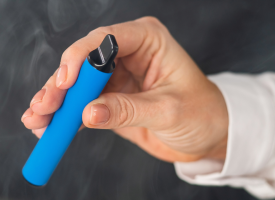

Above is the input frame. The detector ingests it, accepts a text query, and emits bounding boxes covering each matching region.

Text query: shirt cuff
[174,72,275,199]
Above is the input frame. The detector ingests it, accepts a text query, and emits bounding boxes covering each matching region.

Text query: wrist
[204,81,229,161]
[205,135,228,161]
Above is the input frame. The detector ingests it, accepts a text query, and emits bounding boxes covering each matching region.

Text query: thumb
[82,92,161,129]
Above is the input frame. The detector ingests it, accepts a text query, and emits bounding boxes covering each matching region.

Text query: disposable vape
[22,34,118,186]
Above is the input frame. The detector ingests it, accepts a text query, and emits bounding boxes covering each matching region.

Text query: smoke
[1,0,275,200]
[0,1,117,199]
[0,2,54,117]
[0,0,115,129]
[48,0,113,32]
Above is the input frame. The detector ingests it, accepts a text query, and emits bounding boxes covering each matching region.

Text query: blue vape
[22,34,119,186]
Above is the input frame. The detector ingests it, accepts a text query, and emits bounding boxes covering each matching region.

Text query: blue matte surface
[22,58,112,186]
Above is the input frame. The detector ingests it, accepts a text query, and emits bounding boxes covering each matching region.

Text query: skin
[21,17,228,163]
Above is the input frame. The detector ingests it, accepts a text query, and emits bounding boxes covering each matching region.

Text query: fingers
[30,72,67,115]
[22,106,86,139]
[56,21,144,89]
[82,91,167,130]
[56,17,164,90]
[21,108,53,130]
[31,124,85,139]
[23,17,169,133]
[32,127,47,139]
[28,17,165,116]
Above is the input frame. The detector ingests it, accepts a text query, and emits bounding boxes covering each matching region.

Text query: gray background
[1,0,275,199]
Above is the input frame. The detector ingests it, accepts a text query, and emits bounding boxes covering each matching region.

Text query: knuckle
[140,16,166,31]
[138,16,168,41]
[114,94,135,127]
[140,16,161,25]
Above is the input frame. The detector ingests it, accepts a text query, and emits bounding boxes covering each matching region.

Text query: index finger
[57,17,151,90]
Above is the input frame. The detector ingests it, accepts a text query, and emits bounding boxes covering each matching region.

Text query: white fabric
[174,72,275,199]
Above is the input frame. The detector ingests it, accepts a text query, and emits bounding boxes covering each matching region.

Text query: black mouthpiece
[87,34,118,73]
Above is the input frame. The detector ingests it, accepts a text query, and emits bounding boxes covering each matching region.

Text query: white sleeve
[174,72,275,200]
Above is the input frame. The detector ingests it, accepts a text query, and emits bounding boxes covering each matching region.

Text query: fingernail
[21,108,33,122]
[30,88,46,107]
[90,104,110,125]
[56,64,67,87]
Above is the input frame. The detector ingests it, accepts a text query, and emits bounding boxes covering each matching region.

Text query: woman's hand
[21,17,228,163]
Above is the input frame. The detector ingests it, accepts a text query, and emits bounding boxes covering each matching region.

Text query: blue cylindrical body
[22,58,112,186]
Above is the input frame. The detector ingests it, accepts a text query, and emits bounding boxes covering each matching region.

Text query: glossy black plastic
[87,34,118,73]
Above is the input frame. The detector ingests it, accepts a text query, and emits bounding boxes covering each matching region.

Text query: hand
[21,17,228,163]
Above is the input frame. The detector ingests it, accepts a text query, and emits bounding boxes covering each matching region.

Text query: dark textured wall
[1,0,275,199]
